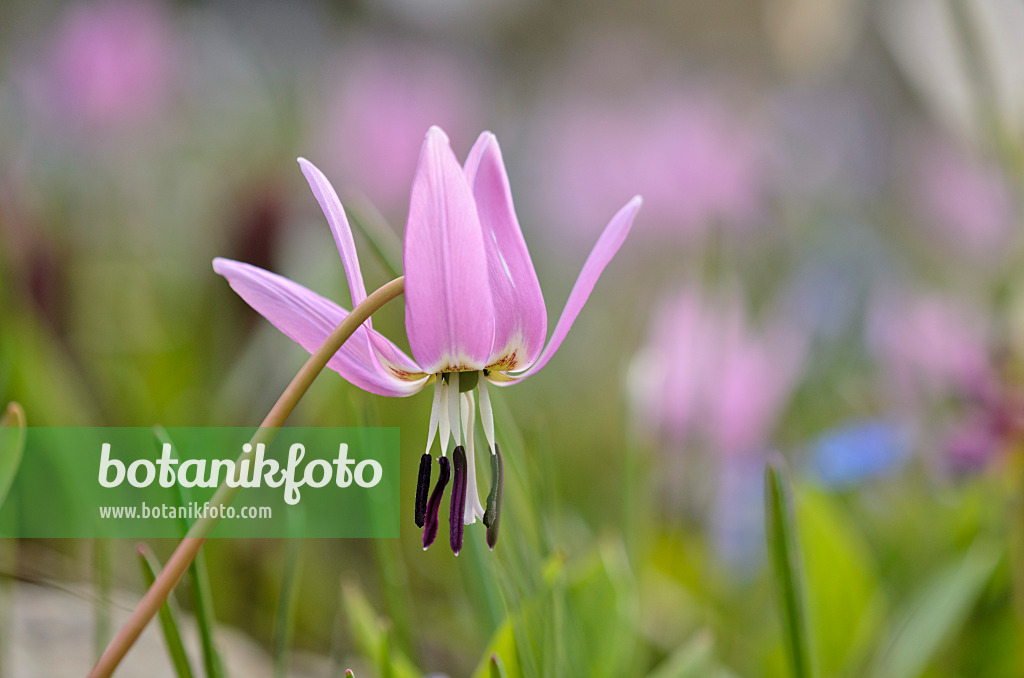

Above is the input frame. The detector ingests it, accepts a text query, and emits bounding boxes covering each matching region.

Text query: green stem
[87,276,405,678]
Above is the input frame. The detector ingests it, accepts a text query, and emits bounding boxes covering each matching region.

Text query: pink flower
[535,92,764,243]
[944,415,1001,472]
[39,0,177,130]
[910,137,1015,258]
[630,287,804,457]
[868,292,993,403]
[630,287,803,573]
[215,127,641,553]
[316,43,484,213]
[867,291,1020,473]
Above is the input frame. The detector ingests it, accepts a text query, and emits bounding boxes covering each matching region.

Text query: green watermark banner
[0,427,400,538]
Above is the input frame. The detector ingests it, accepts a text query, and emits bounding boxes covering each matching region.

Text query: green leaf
[869,538,1002,678]
[795,486,883,676]
[489,654,509,678]
[471,618,521,678]
[564,538,639,676]
[644,630,715,678]
[137,543,196,678]
[0,312,99,425]
[765,455,817,678]
[340,582,421,678]
[457,522,506,636]
[0,403,26,508]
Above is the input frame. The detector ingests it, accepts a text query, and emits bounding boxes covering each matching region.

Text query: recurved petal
[464,132,546,371]
[298,158,370,315]
[404,126,495,373]
[498,196,642,383]
[213,258,427,396]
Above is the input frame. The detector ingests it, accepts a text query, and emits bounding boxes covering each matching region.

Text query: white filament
[423,377,444,455]
[447,371,462,447]
[438,377,451,456]
[477,373,497,454]
[461,391,486,524]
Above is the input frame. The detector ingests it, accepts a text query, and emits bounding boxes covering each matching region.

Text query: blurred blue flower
[713,453,765,577]
[809,420,909,487]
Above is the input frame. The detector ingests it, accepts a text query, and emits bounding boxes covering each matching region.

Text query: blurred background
[2,0,1024,675]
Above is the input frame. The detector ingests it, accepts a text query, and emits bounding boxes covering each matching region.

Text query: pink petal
[404,126,495,373]
[463,132,546,371]
[298,158,417,386]
[506,196,642,381]
[297,158,369,314]
[213,257,427,397]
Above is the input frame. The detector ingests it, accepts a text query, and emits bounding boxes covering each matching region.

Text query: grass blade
[187,520,224,678]
[93,540,113,662]
[137,544,196,678]
[350,395,415,657]
[344,193,403,278]
[154,426,225,678]
[272,529,304,678]
[489,654,508,678]
[328,582,348,678]
[0,403,26,508]
[339,582,420,678]
[765,454,816,678]
[0,403,26,677]
[870,538,1002,678]
[644,630,716,678]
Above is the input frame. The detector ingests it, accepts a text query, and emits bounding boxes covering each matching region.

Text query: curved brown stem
[87,276,405,678]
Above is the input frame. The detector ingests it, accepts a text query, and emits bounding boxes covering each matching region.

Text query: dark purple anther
[422,455,450,550]
[414,453,432,528]
[483,444,503,550]
[450,446,468,555]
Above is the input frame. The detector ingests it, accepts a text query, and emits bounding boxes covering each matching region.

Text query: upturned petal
[463,132,547,371]
[298,158,426,386]
[298,158,370,312]
[213,258,428,396]
[496,196,643,382]
[404,126,495,373]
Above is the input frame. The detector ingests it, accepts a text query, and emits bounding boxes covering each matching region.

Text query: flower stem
[87,276,406,678]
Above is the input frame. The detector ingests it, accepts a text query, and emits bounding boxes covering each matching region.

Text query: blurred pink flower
[866,291,1024,474]
[868,292,993,403]
[910,137,1015,258]
[940,377,1024,473]
[629,287,805,457]
[944,414,1001,472]
[39,0,177,129]
[317,42,485,212]
[535,92,765,242]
